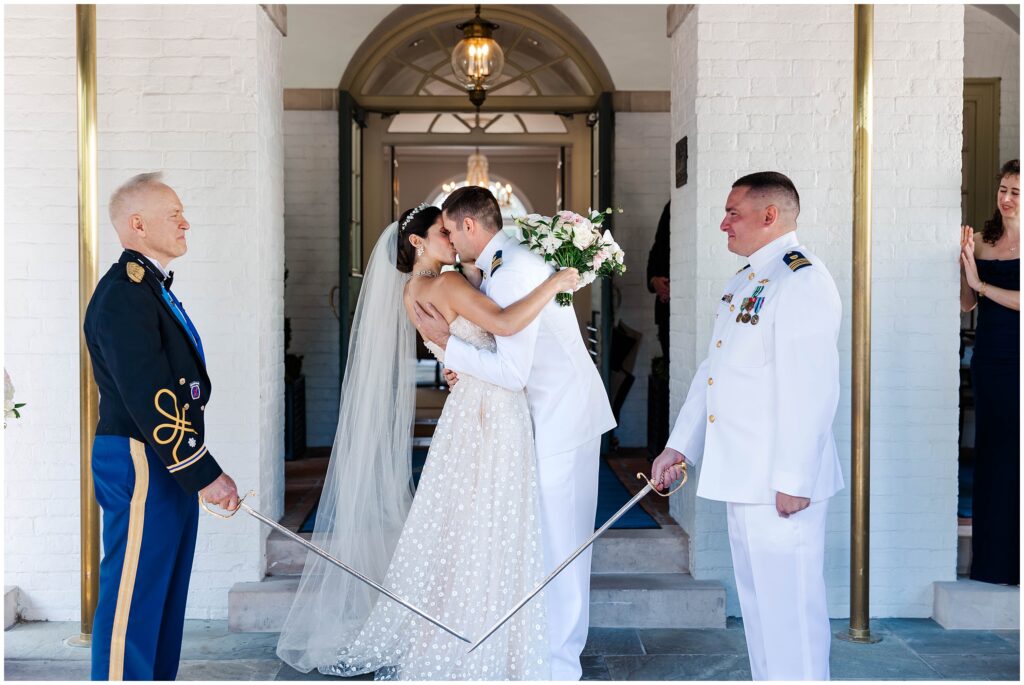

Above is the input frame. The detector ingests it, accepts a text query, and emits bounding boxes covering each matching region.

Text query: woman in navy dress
[960,159,1020,586]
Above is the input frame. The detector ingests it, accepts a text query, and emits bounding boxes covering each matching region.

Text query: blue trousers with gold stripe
[91,436,199,681]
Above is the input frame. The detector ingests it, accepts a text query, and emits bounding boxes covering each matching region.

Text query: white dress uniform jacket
[445,230,616,456]
[667,231,844,503]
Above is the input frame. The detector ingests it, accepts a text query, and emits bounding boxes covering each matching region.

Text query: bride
[276,203,578,680]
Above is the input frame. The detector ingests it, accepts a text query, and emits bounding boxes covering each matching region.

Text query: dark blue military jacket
[84,250,223,493]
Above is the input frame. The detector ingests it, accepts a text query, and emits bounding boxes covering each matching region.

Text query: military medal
[750,294,766,325]
[741,298,753,322]
[735,286,765,325]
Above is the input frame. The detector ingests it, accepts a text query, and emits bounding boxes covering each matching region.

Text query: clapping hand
[960,225,983,291]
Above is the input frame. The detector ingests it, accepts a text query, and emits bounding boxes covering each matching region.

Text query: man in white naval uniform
[415,186,616,681]
[653,172,843,681]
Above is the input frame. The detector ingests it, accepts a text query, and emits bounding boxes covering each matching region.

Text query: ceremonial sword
[468,467,688,652]
[200,491,471,644]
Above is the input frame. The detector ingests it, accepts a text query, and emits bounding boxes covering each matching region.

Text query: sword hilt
[637,464,687,497]
[199,489,256,518]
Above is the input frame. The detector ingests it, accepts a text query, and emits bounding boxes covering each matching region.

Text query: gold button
[179,378,186,385]
[748,272,755,280]
[716,340,722,348]
[729,304,735,312]
[708,378,714,386]
[200,405,206,412]
[183,403,190,411]
[709,414,716,423]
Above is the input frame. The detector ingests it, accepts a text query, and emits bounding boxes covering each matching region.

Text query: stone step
[229,577,298,633]
[957,523,971,576]
[589,572,726,629]
[266,527,689,577]
[229,570,725,633]
[933,578,1020,630]
[414,418,437,438]
[591,527,689,574]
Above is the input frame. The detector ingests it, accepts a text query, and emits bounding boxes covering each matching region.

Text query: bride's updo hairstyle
[395,204,442,273]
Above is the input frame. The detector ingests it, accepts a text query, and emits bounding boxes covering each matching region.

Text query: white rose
[579,270,598,288]
[540,235,562,255]
[602,230,614,246]
[571,220,597,250]
[4,369,15,418]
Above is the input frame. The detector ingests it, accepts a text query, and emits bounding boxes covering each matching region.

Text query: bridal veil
[277,222,417,672]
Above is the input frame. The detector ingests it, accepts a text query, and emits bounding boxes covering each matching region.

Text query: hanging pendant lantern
[451,5,505,110]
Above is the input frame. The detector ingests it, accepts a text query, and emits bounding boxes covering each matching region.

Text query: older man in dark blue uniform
[84,172,239,680]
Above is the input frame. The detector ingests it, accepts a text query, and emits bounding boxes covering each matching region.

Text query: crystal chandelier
[442,149,514,209]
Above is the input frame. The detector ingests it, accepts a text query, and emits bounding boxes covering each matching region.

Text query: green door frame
[338,90,367,383]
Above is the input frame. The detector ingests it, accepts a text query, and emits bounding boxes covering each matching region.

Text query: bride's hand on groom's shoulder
[651,448,686,491]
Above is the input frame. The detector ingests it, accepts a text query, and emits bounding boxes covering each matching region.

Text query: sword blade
[467,482,655,652]
[239,503,471,644]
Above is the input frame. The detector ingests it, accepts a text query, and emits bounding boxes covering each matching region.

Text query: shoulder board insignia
[784,251,812,272]
[735,264,751,275]
[126,262,145,283]
[491,250,503,275]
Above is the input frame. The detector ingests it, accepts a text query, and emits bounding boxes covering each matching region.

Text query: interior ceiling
[395,145,560,161]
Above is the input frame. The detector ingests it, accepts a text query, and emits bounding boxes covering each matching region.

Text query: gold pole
[71,3,101,647]
[838,3,880,645]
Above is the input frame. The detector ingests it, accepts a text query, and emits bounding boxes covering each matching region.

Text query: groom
[416,185,616,680]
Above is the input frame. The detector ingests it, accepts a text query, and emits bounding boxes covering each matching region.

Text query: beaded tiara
[400,203,430,233]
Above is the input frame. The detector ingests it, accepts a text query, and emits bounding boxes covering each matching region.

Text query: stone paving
[4,618,1019,680]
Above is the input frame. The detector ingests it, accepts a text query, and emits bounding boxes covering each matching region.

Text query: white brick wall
[255,8,286,585]
[4,4,285,620]
[613,112,671,447]
[283,111,340,447]
[964,5,1020,165]
[669,4,962,618]
[4,4,81,619]
[867,2,962,618]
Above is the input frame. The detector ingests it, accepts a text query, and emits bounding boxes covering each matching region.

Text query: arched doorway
[336,4,617,387]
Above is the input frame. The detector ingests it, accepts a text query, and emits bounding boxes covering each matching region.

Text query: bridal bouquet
[515,208,626,306]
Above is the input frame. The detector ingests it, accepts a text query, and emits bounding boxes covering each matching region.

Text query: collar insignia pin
[126,262,145,283]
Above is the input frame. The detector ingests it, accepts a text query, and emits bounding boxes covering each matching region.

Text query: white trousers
[727,500,831,681]
[536,437,601,681]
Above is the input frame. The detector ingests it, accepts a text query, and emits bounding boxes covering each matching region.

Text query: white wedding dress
[318,316,550,681]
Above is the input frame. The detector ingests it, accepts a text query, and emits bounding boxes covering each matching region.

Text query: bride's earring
[416,245,425,257]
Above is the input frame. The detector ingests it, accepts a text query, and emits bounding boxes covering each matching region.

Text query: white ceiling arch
[282,4,671,93]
